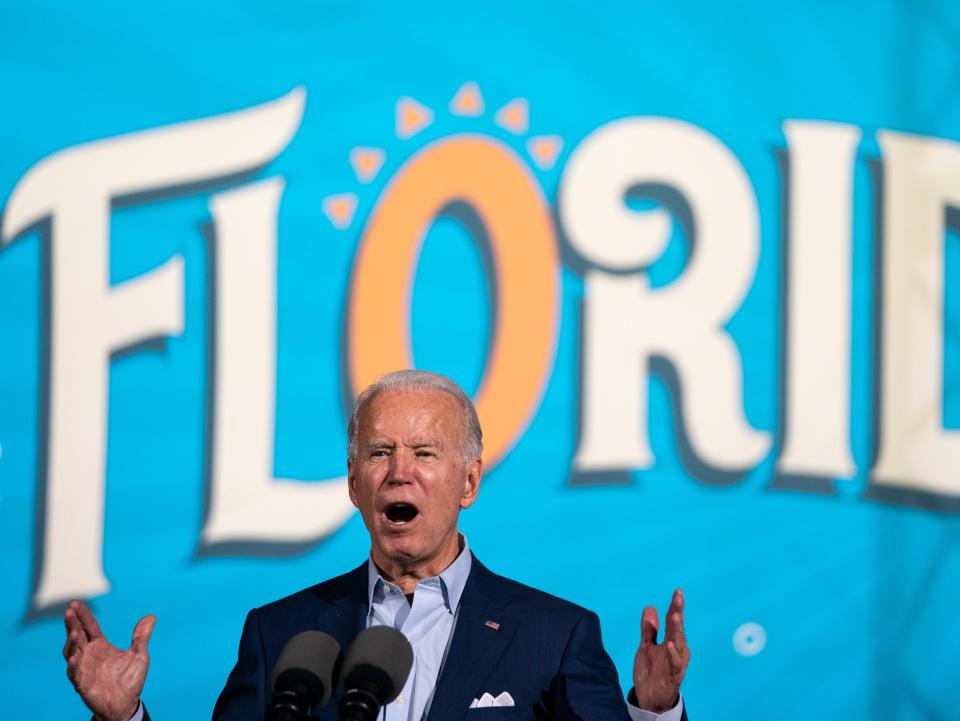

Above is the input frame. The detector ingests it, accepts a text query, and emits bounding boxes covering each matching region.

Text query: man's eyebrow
[365,440,395,449]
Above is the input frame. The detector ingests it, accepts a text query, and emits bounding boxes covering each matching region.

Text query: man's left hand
[632,589,690,713]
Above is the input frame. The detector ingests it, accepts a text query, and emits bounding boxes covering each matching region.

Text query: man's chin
[371,527,459,575]
[376,537,422,565]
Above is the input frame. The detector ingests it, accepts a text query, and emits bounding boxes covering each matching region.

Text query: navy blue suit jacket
[148,555,687,721]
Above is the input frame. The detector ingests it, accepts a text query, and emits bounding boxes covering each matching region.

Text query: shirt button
[396,695,405,705]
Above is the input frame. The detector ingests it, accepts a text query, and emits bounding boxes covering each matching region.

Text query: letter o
[348,134,558,467]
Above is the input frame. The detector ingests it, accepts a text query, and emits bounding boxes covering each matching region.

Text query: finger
[71,600,104,641]
[63,610,90,662]
[665,611,688,657]
[130,614,156,655]
[63,625,75,660]
[640,606,659,646]
[64,606,85,640]
[666,588,684,617]
[66,652,81,684]
[667,640,684,672]
[62,629,86,660]
[664,590,687,650]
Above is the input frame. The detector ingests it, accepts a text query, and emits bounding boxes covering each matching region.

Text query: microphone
[267,631,342,721]
[338,626,414,721]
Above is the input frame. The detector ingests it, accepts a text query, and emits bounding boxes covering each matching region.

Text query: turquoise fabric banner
[1,2,958,719]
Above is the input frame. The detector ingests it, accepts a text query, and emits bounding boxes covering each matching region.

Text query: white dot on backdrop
[733,622,766,656]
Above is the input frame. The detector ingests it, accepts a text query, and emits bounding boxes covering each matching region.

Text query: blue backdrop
[1,2,958,720]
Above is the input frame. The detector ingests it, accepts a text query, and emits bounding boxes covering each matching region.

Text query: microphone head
[340,626,414,704]
[271,630,342,710]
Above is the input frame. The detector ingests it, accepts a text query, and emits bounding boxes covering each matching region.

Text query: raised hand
[632,589,690,713]
[63,600,155,721]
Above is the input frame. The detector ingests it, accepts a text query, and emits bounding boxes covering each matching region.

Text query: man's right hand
[63,600,155,721]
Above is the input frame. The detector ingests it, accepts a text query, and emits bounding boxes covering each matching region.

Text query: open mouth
[384,503,419,525]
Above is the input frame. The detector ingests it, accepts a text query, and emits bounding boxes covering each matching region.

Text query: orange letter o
[348,134,558,467]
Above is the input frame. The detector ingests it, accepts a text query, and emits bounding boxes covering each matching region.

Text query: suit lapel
[313,563,368,649]
[425,558,518,721]
[311,564,368,719]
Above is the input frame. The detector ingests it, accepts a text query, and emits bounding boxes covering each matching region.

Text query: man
[64,370,690,720]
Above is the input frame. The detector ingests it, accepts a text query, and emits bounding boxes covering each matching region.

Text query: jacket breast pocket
[466,708,533,719]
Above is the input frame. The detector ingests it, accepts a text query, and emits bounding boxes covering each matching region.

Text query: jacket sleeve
[211,609,270,721]
[552,609,633,721]
[553,610,688,721]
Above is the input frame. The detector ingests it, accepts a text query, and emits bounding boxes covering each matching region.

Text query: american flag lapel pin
[484,620,501,631]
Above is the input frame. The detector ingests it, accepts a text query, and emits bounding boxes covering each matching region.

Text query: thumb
[640,606,659,646]
[130,615,156,655]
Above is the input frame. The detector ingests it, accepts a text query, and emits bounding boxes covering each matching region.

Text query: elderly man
[64,370,690,721]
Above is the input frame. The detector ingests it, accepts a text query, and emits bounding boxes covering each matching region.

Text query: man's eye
[371,450,388,457]
[416,450,436,458]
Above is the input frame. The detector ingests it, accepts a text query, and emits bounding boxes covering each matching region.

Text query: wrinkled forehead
[359,387,465,440]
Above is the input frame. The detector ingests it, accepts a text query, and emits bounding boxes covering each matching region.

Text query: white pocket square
[469,691,515,708]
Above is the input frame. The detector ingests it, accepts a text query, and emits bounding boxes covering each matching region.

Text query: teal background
[1,2,959,720]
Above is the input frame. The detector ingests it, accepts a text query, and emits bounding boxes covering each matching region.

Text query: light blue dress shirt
[365,537,473,721]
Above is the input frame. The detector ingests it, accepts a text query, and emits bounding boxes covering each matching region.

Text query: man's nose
[387,450,414,483]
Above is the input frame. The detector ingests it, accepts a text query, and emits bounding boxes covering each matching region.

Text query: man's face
[347,388,481,572]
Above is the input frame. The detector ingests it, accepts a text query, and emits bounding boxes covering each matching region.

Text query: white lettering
[776,121,860,483]
[1,88,306,610]
[871,131,960,498]
[200,179,353,547]
[561,118,770,477]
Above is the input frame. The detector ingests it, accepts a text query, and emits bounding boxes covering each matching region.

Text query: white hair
[347,369,483,463]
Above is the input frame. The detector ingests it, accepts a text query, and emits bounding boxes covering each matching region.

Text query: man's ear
[460,457,483,510]
[347,460,359,508]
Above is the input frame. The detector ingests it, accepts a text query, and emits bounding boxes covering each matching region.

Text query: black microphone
[267,631,342,721]
[338,626,414,721]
